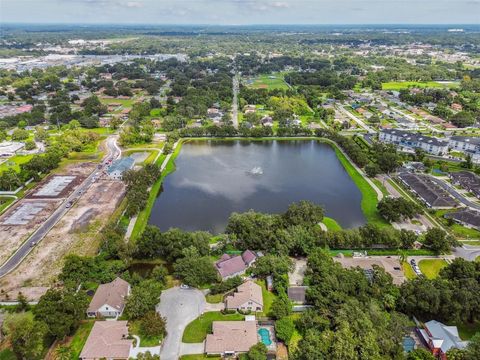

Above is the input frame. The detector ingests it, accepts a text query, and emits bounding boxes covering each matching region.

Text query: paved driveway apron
[157,287,206,360]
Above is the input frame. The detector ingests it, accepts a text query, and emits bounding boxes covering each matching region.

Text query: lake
[149,140,366,233]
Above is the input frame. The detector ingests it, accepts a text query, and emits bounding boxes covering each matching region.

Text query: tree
[365,162,380,177]
[282,200,324,227]
[139,311,166,338]
[450,111,475,128]
[2,312,47,360]
[173,247,218,287]
[247,342,268,360]
[446,348,469,360]
[423,227,457,254]
[11,128,29,141]
[250,255,294,278]
[406,349,436,360]
[465,332,480,359]
[136,352,160,360]
[270,293,292,319]
[24,139,36,150]
[377,197,420,223]
[275,317,295,344]
[55,345,73,360]
[34,288,89,339]
[124,279,163,320]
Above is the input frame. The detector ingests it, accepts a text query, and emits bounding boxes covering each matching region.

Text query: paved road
[338,105,375,134]
[427,175,480,211]
[0,135,121,278]
[232,72,239,129]
[157,287,206,360]
[453,245,480,261]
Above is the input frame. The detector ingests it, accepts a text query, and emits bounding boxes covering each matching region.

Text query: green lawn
[322,217,342,231]
[402,261,417,280]
[454,321,480,340]
[0,154,34,173]
[69,320,95,359]
[0,349,16,360]
[182,312,244,343]
[381,81,458,91]
[418,259,448,279]
[129,320,163,347]
[255,279,276,316]
[245,74,289,90]
[206,293,224,303]
[0,197,14,214]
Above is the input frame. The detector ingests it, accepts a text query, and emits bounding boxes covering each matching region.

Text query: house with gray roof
[107,157,135,180]
[418,320,468,360]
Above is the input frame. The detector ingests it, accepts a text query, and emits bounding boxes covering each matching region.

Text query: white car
[180,284,190,289]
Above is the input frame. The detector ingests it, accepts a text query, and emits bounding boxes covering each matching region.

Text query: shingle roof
[80,321,133,359]
[445,209,480,228]
[380,129,448,147]
[450,136,480,146]
[288,286,308,304]
[398,173,457,208]
[87,277,130,314]
[215,251,257,279]
[205,320,258,354]
[226,281,263,309]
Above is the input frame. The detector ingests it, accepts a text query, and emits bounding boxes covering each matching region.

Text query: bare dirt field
[0,199,61,265]
[0,179,125,300]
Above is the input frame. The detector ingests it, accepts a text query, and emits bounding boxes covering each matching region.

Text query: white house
[225,280,264,312]
[379,129,449,155]
[87,277,130,318]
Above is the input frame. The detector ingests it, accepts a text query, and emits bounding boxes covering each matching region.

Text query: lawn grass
[245,74,289,90]
[0,154,33,173]
[206,293,224,303]
[322,216,342,231]
[418,259,448,279]
[0,349,16,360]
[0,197,14,214]
[454,321,480,340]
[128,320,163,347]
[255,279,276,316]
[182,312,244,343]
[69,320,95,359]
[381,81,457,91]
[402,261,417,280]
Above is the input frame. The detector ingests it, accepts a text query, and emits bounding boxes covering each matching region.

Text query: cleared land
[0,179,125,300]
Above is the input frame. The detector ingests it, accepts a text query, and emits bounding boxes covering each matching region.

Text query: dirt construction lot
[0,179,125,300]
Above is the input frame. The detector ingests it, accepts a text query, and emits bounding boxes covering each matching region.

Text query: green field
[69,320,95,359]
[245,74,289,90]
[382,81,459,91]
[182,312,244,343]
[402,261,417,280]
[0,154,34,173]
[419,259,448,279]
[256,279,276,317]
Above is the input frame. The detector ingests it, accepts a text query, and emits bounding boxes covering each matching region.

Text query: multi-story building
[379,129,449,155]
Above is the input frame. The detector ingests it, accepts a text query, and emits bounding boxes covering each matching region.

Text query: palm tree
[55,345,72,360]
[398,249,408,265]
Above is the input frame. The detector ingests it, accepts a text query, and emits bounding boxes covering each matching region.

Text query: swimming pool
[403,336,416,352]
[258,327,272,346]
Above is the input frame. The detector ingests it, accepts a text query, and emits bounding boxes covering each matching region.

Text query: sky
[1,0,480,25]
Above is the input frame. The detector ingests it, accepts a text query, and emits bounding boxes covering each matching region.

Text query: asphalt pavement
[0,135,121,278]
[157,287,206,360]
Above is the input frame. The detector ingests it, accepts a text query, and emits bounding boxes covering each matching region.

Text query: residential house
[80,321,133,360]
[445,209,480,230]
[379,129,449,155]
[205,320,258,356]
[287,286,308,304]
[448,136,480,163]
[215,250,257,279]
[418,320,468,360]
[225,281,263,312]
[449,171,480,198]
[107,157,135,180]
[87,277,130,318]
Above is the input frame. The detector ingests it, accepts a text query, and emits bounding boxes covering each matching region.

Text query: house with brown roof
[215,250,257,279]
[205,320,259,356]
[80,321,133,360]
[225,281,263,312]
[87,277,130,318]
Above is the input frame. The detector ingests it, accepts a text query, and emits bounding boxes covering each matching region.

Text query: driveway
[157,287,206,360]
[180,342,205,356]
[288,258,307,285]
[453,245,480,261]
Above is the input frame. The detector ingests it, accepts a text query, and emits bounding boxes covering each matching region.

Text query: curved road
[0,135,121,278]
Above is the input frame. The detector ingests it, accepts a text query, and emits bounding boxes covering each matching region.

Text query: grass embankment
[418,259,448,279]
[322,217,342,231]
[69,320,95,359]
[182,312,244,343]
[129,141,183,241]
[402,261,417,280]
[381,81,458,91]
[328,142,387,227]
